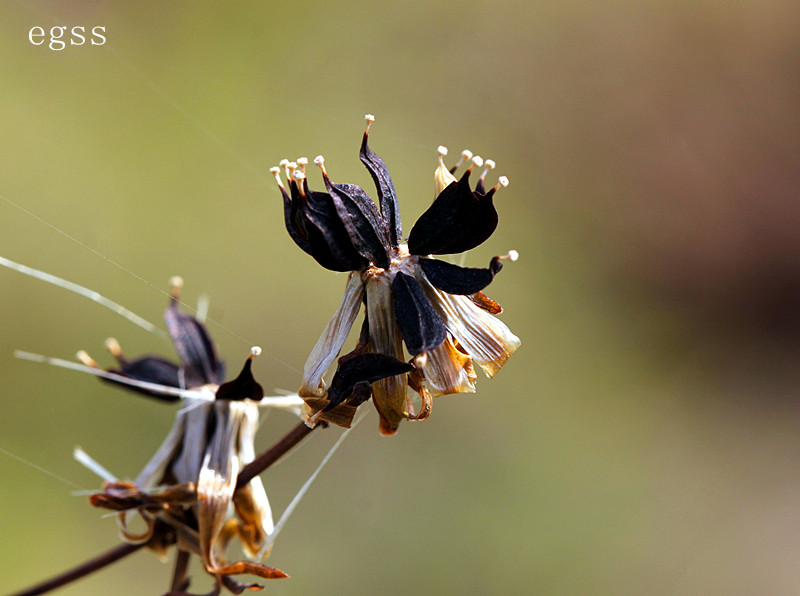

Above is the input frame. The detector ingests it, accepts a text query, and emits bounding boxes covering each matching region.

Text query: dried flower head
[273,115,521,434]
[69,278,304,591]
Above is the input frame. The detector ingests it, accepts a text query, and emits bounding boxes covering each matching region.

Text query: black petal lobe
[164,302,225,386]
[391,272,447,355]
[360,130,402,246]
[407,170,499,255]
[290,182,367,271]
[104,356,182,401]
[216,357,264,401]
[418,256,504,295]
[325,352,413,410]
[322,176,391,268]
[279,182,314,256]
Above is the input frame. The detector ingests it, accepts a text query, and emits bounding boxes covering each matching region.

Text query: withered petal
[165,301,225,386]
[326,352,413,410]
[215,357,264,401]
[279,182,314,257]
[418,255,505,295]
[360,127,402,246]
[296,185,368,272]
[407,170,498,256]
[323,178,391,268]
[391,271,447,356]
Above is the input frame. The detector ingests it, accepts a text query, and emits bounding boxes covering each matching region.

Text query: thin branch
[7,542,145,596]
[169,549,191,593]
[236,421,317,490]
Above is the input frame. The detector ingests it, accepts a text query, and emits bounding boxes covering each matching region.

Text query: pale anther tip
[461,149,473,160]
[250,346,262,357]
[471,155,484,168]
[437,145,448,157]
[169,276,184,289]
[296,157,308,166]
[485,159,496,169]
[507,249,519,261]
[104,337,121,352]
[269,166,280,175]
[314,155,325,166]
[292,170,306,180]
[498,175,509,187]
[279,159,289,167]
[364,113,375,122]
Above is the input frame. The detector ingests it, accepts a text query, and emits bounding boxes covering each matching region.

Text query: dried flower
[75,278,304,591]
[273,115,521,434]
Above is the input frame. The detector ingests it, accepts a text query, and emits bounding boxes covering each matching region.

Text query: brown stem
[169,549,191,593]
[7,542,144,596]
[236,421,317,490]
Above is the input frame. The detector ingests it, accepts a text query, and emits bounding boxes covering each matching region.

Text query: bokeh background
[2,1,800,594]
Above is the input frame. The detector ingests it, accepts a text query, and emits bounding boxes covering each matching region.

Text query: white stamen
[74,446,118,483]
[76,350,98,368]
[364,113,375,123]
[279,159,289,168]
[296,157,308,174]
[313,155,325,166]
[502,250,519,262]
[480,159,496,181]
[169,276,184,290]
[292,170,306,182]
[497,175,509,188]
[269,166,280,175]
[250,346,262,357]
[470,155,484,169]
[104,337,122,357]
[453,149,473,171]
[437,146,448,157]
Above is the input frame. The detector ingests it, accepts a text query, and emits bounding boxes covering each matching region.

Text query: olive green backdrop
[3,2,800,595]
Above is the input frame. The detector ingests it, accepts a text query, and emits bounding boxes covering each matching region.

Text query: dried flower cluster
[8,115,520,595]
[273,115,520,434]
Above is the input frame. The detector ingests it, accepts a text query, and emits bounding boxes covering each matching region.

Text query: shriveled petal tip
[420,280,520,378]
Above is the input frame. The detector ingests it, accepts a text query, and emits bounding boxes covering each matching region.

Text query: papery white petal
[434,150,458,197]
[171,400,215,486]
[134,402,194,488]
[300,273,365,397]
[197,401,244,572]
[422,336,477,397]
[234,402,274,558]
[366,273,408,433]
[422,282,520,378]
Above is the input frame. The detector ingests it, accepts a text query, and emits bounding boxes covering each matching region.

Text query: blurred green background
[3,1,800,594]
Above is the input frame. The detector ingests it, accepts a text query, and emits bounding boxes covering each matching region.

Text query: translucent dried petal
[300,273,365,397]
[422,336,477,397]
[421,280,520,377]
[366,273,408,434]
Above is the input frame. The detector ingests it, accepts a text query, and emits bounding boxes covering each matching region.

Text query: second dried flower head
[273,115,521,434]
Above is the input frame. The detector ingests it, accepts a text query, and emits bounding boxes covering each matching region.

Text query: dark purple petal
[391,272,447,355]
[360,123,402,246]
[290,181,367,272]
[407,170,499,255]
[418,255,505,295]
[325,352,413,410]
[215,356,264,401]
[164,300,225,385]
[278,179,314,256]
[103,356,182,401]
[320,173,391,268]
